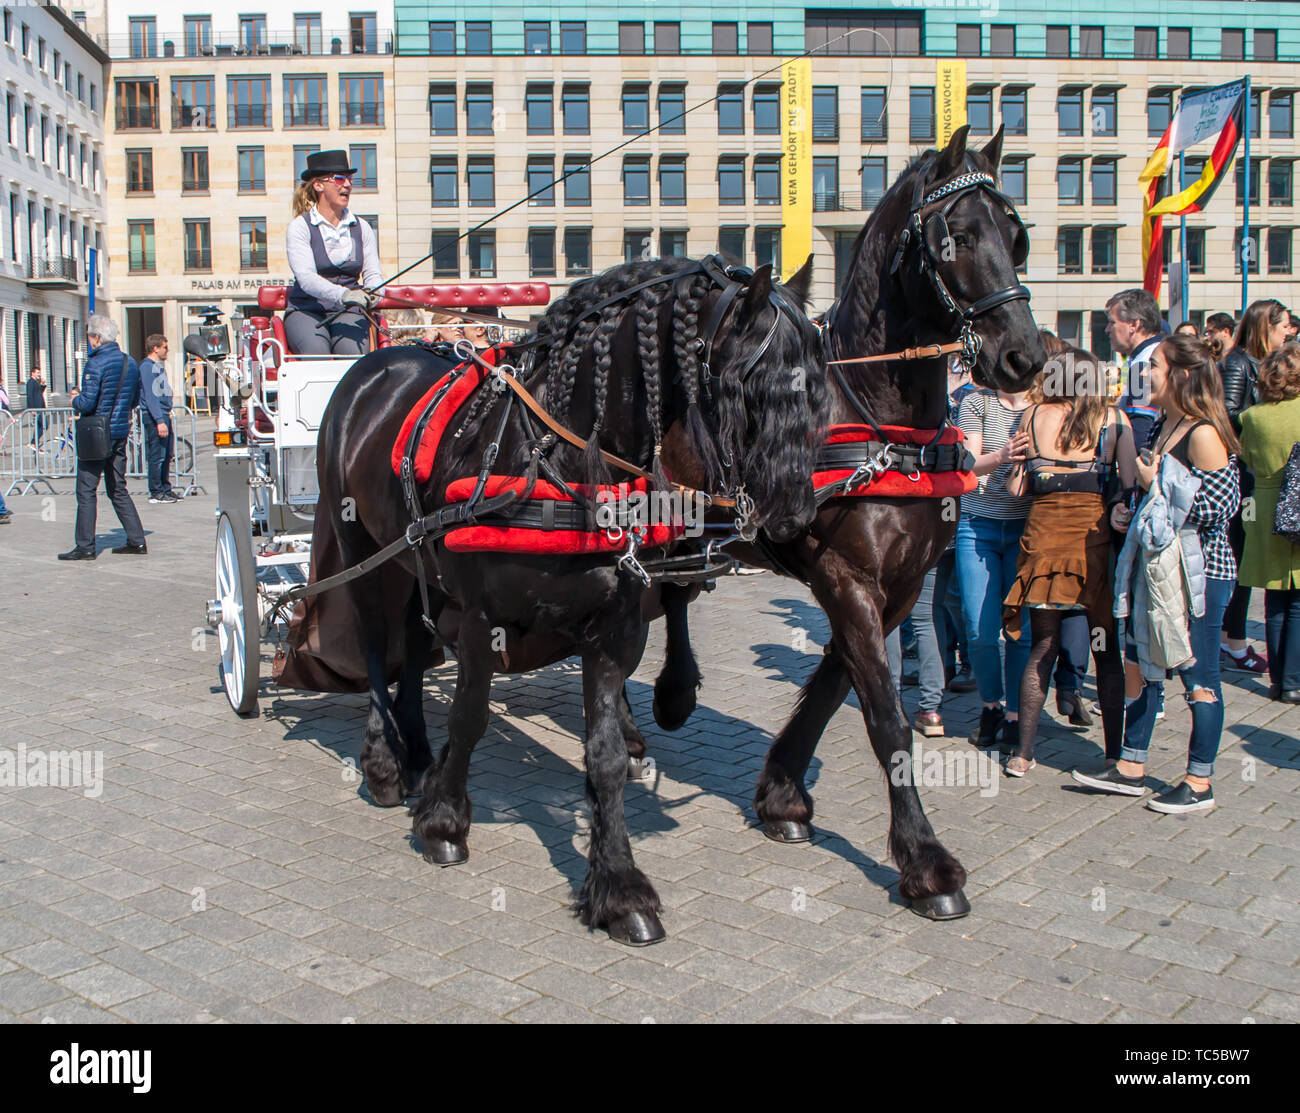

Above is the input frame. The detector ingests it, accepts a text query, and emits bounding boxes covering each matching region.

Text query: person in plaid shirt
[1073,334,1242,815]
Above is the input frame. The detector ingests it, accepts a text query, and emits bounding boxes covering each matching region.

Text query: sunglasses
[326,173,354,184]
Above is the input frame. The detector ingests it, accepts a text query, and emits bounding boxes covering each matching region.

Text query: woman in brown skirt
[1001,348,1138,776]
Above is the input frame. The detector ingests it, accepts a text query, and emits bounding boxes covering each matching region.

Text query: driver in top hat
[284,149,386,355]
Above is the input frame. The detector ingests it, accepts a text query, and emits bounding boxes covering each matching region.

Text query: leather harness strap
[827,340,967,366]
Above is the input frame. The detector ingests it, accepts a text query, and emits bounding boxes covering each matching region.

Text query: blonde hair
[292,179,321,217]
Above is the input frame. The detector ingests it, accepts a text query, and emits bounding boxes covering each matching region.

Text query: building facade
[388,2,1300,355]
[100,1,396,377]
[0,2,108,404]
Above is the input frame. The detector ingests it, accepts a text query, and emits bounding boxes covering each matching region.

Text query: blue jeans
[1122,576,1235,778]
[144,418,175,497]
[888,566,945,713]
[1056,612,1090,694]
[955,514,1030,713]
[1264,588,1300,691]
[933,549,967,677]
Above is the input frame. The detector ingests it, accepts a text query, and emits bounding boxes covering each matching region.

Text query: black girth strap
[817,439,975,475]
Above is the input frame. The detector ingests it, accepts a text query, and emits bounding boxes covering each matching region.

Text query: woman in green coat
[1238,342,1300,701]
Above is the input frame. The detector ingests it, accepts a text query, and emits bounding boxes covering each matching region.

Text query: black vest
[288,217,363,314]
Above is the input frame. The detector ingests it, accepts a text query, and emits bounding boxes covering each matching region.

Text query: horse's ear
[935,124,969,177]
[744,263,774,314]
[981,125,1005,174]
[783,256,813,308]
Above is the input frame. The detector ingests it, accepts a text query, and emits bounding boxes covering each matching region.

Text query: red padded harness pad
[812,424,977,498]
[443,477,684,555]
[390,346,502,482]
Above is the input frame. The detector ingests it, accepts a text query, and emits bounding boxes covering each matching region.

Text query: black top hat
[300,149,357,182]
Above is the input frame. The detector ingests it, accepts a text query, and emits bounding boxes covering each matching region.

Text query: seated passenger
[284,150,384,355]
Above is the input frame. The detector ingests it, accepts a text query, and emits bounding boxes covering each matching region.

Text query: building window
[754,156,780,205]
[1091,159,1117,205]
[623,84,649,134]
[563,157,590,205]
[349,10,377,53]
[1091,227,1117,274]
[909,87,934,142]
[753,85,779,135]
[956,25,981,57]
[185,16,212,56]
[1271,93,1293,139]
[1079,26,1104,58]
[240,14,267,53]
[228,76,271,128]
[1270,161,1293,207]
[1249,90,1262,139]
[524,22,550,55]
[1235,226,1260,274]
[526,156,554,206]
[1057,311,1082,347]
[805,13,920,56]
[624,229,652,263]
[465,22,491,55]
[661,230,687,257]
[1057,88,1083,136]
[713,22,737,55]
[184,218,211,271]
[861,156,887,208]
[430,156,458,206]
[128,220,155,272]
[1133,27,1158,59]
[1002,158,1028,204]
[468,230,495,277]
[285,76,327,127]
[182,147,209,192]
[1187,228,1206,274]
[1046,25,1070,58]
[1236,159,1264,207]
[431,229,459,277]
[238,147,265,192]
[861,87,887,140]
[292,144,320,181]
[719,226,745,263]
[747,23,773,55]
[1148,90,1173,138]
[560,84,590,136]
[295,14,323,54]
[1221,29,1244,61]
[1057,227,1083,274]
[755,227,780,271]
[659,156,686,205]
[560,22,585,55]
[1182,156,1206,189]
[466,85,493,135]
[564,227,592,275]
[341,75,382,127]
[528,227,555,276]
[812,86,838,141]
[240,217,267,269]
[428,22,454,54]
[467,157,494,206]
[623,156,650,205]
[1002,88,1027,136]
[718,157,745,205]
[115,79,159,130]
[717,84,744,135]
[1057,159,1084,205]
[619,22,644,55]
[349,144,377,190]
[659,84,686,134]
[429,84,455,135]
[967,88,993,136]
[125,149,153,194]
[1168,27,1191,59]
[989,25,1014,58]
[813,157,839,210]
[1092,89,1117,137]
[526,84,553,135]
[1268,227,1291,274]
[129,16,157,59]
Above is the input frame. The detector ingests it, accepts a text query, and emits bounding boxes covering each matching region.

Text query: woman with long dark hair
[1073,334,1242,814]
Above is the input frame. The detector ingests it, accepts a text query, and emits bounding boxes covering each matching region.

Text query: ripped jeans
[1121,576,1235,778]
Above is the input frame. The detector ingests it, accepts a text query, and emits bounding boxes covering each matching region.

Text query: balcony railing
[286,104,327,127]
[100,28,393,60]
[27,255,79,285]
[172,103,216,130]
[228,104,272,128]
[341,102,383,127]
[185,250,211,271]
[241,250,268,270]
[115,105,158,130]
[813,191,880,213]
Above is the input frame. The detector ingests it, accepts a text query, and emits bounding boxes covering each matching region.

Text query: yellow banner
[937,60,967,145]
[781,58,811,282]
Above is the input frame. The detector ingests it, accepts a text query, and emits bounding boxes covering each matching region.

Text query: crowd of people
[896,288,1300,815]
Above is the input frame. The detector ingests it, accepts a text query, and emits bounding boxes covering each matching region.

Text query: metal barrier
[0,406,202,497]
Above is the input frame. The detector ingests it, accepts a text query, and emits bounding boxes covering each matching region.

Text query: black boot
[971,705,1004,748]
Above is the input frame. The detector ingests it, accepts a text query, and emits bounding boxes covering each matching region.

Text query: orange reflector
[213,431,234,446]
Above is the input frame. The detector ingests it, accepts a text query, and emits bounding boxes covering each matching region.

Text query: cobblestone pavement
[1,454,1297,1024]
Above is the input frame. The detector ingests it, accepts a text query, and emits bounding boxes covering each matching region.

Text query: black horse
[300,257,827,944]
[653,125,1046,919]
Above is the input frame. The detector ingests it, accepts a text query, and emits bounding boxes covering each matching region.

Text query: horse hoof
[606,911,666,947]
[626,757,646,781]
[909,889,971,921]
[367,782,406,808]
[762,820,813,844]
[423,839,468,867]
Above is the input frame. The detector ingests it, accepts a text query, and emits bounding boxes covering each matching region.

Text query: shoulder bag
[1273,442,1300,545]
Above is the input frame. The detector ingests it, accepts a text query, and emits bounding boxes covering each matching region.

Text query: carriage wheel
[212,512,260,716]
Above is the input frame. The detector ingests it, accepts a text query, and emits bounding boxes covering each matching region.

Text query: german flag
[1139,80,1247,297]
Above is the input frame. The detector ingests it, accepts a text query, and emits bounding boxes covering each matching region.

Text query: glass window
[659,85,686,134]
[1134,27,1158,59]
[1269,160,1292,207]
[181,147,209,192]
[1002,158,1028,204]
[1079,26,1104,58]
[468,230,495,277]
[806,14,920,56]
[1187,227,1206,274]
[719,226,745,263]
[1092,89,1117,137]
[861,87,887,140]
[753,86,779,134]
[718,157,745,205]
[428,22,454,54]
[284,75,327,127]
[349,144,377,190]
[239,14,267,52]
[172,76,214,130]
[185,16,212,56]
[467,157,494,206]
[563,157,590,205]
[430,156,458,206]
[228,76,271,128]
[125,149,152,193]
[1182,156,1206,189]
[661,230,687,257]
[1222,29,1244,61]
[1147,90,1173,137]
[525,22,550,55]
[1057,88,1083,136]
[861,157,887,208]
[564,227,592,275]
[813,157,838,210]
[1249,89,1262,139]
[431,229,459,277]
[563,84,589,135]
[466,85,493,135]
[1168,27,1191,59]
[465,22,491,55]
[624,229,652,264]
[240,217,267,269]
[1092,159,1117,205]
[619,22,644,55]
[1057,227,1083,274]
[184,218,211,270]
[967,88,993,136]
[526,84,552,135]
[1235,226,1260,274]
[659,156,686,205]
[989,25,1014,58]
[1270,93,1294,139]
[713,22,737,55]
[526,156,554,206]
[1057,159,1084,205]
[747,23,773,55]
[1057,311,1083,347]
[128,219,154,272]
[238,147,265,192]
[528,228,555,276]
[348,11,377,54]
[623,157,650,205]
[129,16,156,59]
[909,87,934,142]
[755,228,780,272]
[956,25,981,57]
[812,86,838,140]
[341,74,383,127]
[1046,26,1070,58]
[292,144,320,181]
[754,156,780,205]
[717,85,744,135]
[1268,227,1291,274]
[622,85,649,134]
[429,84,455,135]
[560,23,585,55]
[1236,158,1264,206]
[295,14,323,54]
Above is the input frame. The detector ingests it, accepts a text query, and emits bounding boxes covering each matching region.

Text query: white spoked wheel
[213,512,260,716]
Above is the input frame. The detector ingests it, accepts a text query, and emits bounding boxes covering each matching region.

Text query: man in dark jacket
[25,367,46,443]
[58,315,147,560]
[138,333,179,503]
